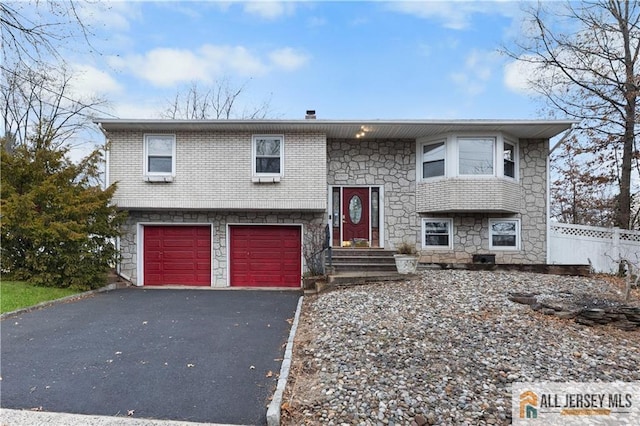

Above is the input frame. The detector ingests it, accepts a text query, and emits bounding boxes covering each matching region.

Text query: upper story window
[422,141,445,178]
[253,135,284,177]
[503,141,516,179]
[144,134,175,177]
[458,137,494,175]
[418,133,518,181]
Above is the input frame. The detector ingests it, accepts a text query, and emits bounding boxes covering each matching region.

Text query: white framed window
[421,140,446,179]
[489,219,520,250]
[422,218,453,249]
[503,140,517,179]
[144,134,176,177]
[418,134,518,181]
[252,135,284,177]
[458,137,495,176]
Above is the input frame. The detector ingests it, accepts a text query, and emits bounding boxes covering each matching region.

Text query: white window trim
[416,132,519,182]
[422,218,453,250]
[252,134,284,178]
[502,138,519,181]
[419,139,446,180]
[143,134,176,179]
[489,218,521,250]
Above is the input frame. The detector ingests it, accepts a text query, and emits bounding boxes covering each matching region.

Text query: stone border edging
[266,295,304,426]
[0,283,117,320]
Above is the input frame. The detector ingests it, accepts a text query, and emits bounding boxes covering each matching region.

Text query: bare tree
[1,1,95,69]
[160,79,273,120]
[1,1,112,148]
[507,0,640,230]
[1,62,108,148]
[550,134,618,226]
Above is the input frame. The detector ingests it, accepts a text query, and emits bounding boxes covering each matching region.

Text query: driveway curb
[0,283,117,320]
[266,296,304,426]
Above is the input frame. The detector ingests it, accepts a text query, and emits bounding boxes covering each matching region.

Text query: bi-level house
[96,116,573,288]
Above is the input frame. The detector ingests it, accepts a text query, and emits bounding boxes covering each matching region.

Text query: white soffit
[95,119,575,140]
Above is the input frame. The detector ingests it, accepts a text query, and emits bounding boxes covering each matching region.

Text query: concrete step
[329,248,396,257]
[326,248,398,274]
[329,263,398,272]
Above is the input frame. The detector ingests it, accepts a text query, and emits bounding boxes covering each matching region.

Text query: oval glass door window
[349,195,363,224]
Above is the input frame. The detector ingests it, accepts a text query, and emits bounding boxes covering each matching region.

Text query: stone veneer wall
[119,210,325,286]
[327,137,549,263]
[419,139,549,264]
[327,139,419,249]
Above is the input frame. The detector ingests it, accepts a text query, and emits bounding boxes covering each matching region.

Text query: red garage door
[144,226,211,286]
[230,226,301,287]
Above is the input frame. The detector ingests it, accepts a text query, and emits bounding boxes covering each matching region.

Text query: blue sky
[57,1,541,122]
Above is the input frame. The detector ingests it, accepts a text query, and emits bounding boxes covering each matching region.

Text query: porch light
[356,125,368,138]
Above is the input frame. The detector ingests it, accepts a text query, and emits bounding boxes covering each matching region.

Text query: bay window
[458,137,494,175]
[503,141,516,179]
[422,141,445,178]
[418,134,518,181]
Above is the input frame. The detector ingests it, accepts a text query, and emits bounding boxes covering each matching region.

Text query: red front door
[342,187,369,243]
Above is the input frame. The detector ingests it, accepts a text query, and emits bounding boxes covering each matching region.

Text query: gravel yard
[281,270,640,425]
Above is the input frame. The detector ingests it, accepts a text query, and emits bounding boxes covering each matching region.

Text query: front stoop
[300,248,410,294]
[326,248,398,274]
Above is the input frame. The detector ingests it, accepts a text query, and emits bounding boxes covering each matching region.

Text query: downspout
[546,126,575,264]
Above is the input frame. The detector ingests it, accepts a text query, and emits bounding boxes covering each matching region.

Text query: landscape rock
[281,270,639,425]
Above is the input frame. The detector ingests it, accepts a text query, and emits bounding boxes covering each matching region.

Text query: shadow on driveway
[1,288,301,425]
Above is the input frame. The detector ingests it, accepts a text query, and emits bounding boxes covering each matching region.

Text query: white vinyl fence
[549,223,640,273]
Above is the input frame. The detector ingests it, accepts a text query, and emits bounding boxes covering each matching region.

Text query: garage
[143,225,211,286]
[229,225,301,287]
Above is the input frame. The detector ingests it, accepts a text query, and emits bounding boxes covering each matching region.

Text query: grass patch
[0,281,82,314]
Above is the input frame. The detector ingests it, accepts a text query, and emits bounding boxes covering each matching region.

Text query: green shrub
[1,135,125,290]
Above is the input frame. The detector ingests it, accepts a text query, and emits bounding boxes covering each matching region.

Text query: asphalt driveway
[0,288,301,425]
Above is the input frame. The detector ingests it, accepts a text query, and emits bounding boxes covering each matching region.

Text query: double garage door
[143,225,301,287]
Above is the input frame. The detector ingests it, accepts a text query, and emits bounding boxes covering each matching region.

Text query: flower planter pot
[394,254,418,275]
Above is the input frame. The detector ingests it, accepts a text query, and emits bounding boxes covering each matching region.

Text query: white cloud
[108,48,212,86]
[450,49,497,95]
[504,59,537,95]
[69,64,122,98]
[109,44,309,87]
[81,1,137,32]
[112,100,164,120]
[243,1,296,19]
[200,45,266,76]
[269,48,309,71]
[388,1,519,30]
